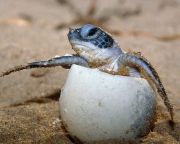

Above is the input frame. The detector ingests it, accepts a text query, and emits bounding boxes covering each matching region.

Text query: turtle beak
[69,27,75,33]
[68,27,75,40]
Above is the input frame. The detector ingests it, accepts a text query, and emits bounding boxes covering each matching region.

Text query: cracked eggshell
[59,65,156,143]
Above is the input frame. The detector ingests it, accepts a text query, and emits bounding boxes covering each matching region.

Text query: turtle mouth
[70,39,97,50]
[71,43,94,56]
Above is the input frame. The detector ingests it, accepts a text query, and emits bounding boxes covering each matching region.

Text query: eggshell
[59,65,156,142]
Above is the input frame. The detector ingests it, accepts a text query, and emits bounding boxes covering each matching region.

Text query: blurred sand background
[0,0,179,143]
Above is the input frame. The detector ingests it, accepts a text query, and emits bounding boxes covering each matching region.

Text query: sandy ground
[0,0,179,143]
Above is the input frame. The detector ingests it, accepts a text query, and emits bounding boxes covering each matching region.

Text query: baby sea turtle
[0,24,174,121]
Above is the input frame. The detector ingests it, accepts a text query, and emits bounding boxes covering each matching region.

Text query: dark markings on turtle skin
[91,32,114,48]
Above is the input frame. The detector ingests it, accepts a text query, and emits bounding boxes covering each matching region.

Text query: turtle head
[68,24,121,65]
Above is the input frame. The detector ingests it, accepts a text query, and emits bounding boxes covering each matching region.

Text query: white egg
[59,65,156,143]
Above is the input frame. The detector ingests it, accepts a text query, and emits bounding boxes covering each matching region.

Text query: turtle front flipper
[117,52,174,121]
[0,55,89,77]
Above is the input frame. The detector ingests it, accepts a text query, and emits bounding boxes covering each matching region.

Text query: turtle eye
[88,28,98,37]
[80,24,101,39]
